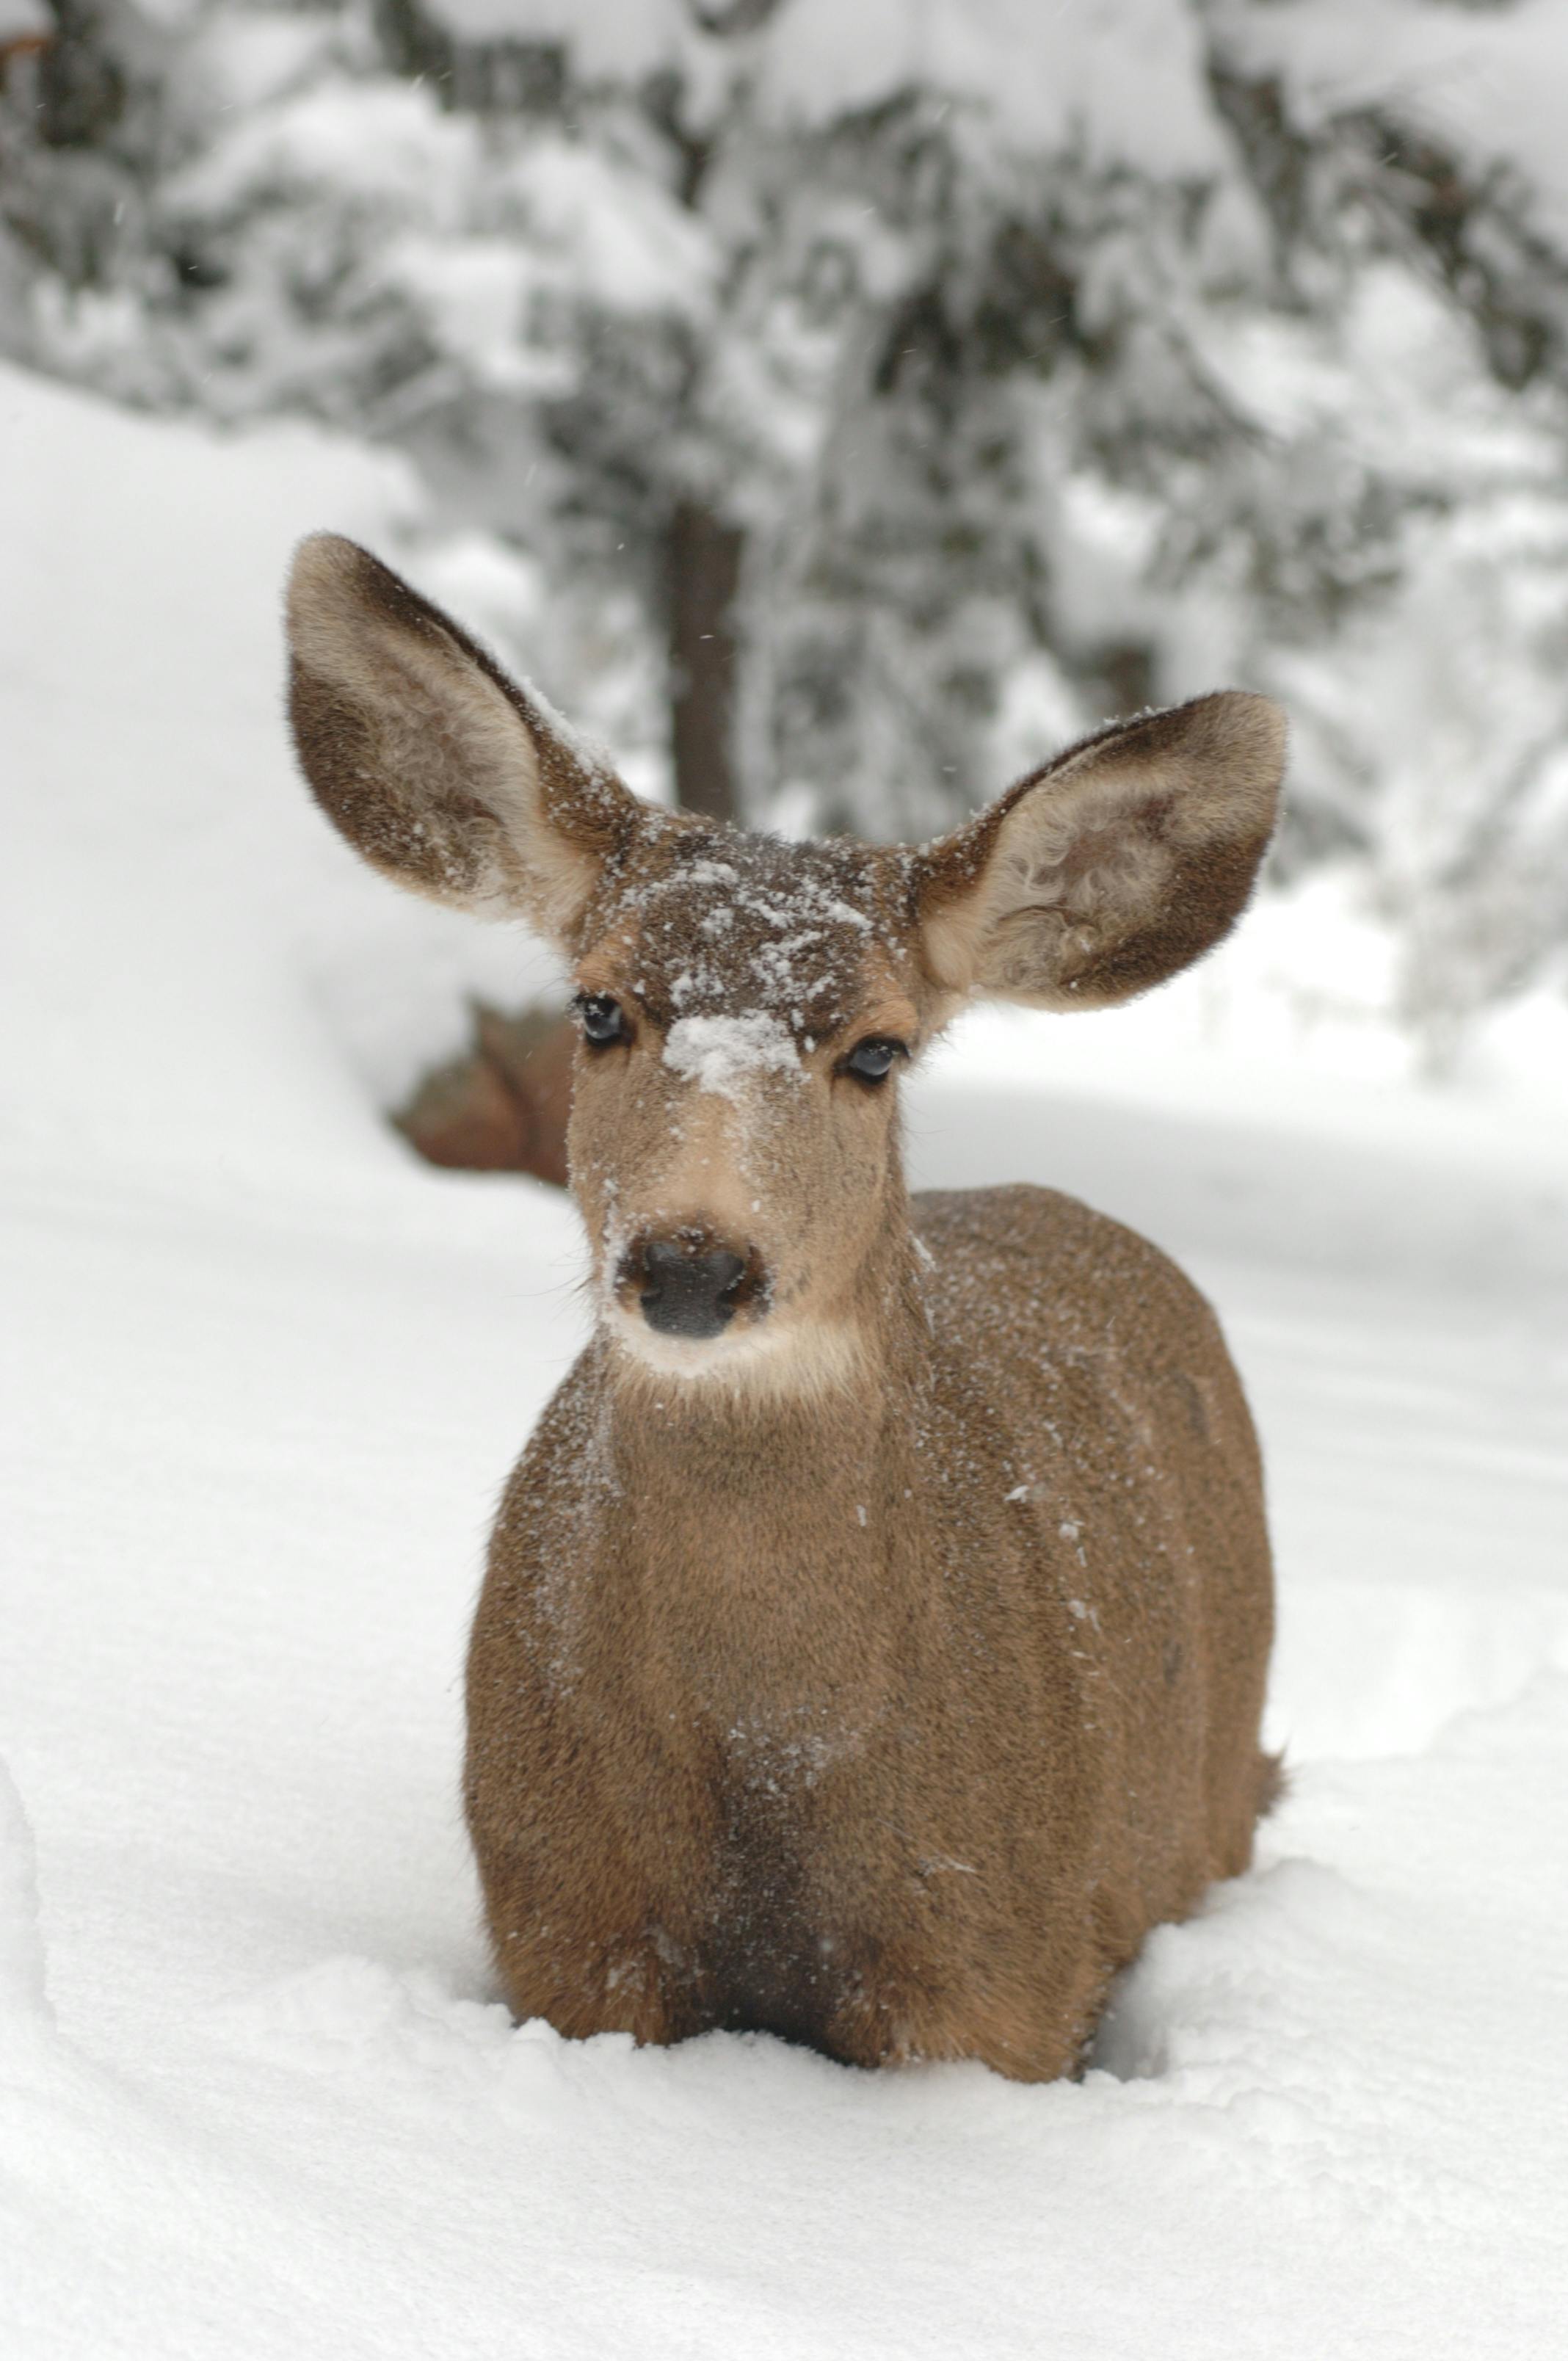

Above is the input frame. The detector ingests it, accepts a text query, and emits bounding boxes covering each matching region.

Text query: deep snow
[3,362,1567,2357]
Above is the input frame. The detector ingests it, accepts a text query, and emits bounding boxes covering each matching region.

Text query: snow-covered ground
[3,362,1567,2357]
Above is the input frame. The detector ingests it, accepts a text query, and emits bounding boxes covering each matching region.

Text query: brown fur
[284,535,1287,2081]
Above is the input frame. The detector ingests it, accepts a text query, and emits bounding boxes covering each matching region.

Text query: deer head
[286,535,1285,1393]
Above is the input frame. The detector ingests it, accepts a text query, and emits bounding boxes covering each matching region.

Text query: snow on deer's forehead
[602,832,883,1038]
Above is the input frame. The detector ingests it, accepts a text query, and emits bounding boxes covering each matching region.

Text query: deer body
[469,1186,1270,2077]
[286,535,1285,2081]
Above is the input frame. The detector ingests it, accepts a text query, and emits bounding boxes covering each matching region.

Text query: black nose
[639,1238,746,1340]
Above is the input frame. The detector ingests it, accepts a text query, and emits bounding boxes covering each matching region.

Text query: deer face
[563,830,923,1385]
[284,535,1285,1395]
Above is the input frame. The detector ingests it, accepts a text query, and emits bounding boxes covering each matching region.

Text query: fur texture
[468,1186,1277,2078]
[284,537,1287,2081]
[918,694,1286,1009]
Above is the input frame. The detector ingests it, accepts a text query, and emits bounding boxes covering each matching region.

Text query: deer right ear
[285,534,642,946]
[915,692,1285,1012]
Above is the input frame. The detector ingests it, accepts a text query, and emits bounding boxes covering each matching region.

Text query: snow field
[3,363,1567,2356]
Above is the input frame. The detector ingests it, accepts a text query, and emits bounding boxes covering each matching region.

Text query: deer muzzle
[627,1231,757,1341]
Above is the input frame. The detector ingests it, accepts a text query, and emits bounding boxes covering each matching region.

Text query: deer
[284,533,1285,2083]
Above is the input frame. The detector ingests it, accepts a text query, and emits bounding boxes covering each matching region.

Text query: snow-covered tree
[4,0,1568,1053]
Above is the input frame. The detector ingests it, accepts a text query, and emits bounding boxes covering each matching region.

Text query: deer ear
[285,534,642,946]
[916,692,1285,1009]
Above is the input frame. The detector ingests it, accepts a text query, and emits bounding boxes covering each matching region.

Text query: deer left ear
[285,533,646,948]
[915,692,1286,1009]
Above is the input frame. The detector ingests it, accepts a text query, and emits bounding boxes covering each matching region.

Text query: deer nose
[636,1236,747,1341]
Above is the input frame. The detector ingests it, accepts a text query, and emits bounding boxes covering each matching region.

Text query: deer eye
[575,993,629,1048]
[842,1036,906,1085]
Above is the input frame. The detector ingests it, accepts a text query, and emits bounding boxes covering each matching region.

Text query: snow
[432,0,1229,172]
[0,0,46,39]
[1214,0,1568,251]
[4,358,1568,2356]
[664,1011,802,1098]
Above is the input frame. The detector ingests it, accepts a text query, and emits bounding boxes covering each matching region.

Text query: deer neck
[594,1196,932,1720]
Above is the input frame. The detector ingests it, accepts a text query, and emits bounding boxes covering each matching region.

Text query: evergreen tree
[4,0,1567,1051]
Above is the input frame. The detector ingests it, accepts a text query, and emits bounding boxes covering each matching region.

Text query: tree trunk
[667,498,744,824]
[37,3,126,149]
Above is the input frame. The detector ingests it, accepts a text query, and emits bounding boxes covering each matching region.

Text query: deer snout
[627,1231,756,1341]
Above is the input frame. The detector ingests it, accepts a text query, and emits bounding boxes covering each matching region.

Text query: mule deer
[286,534,1283,2082]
